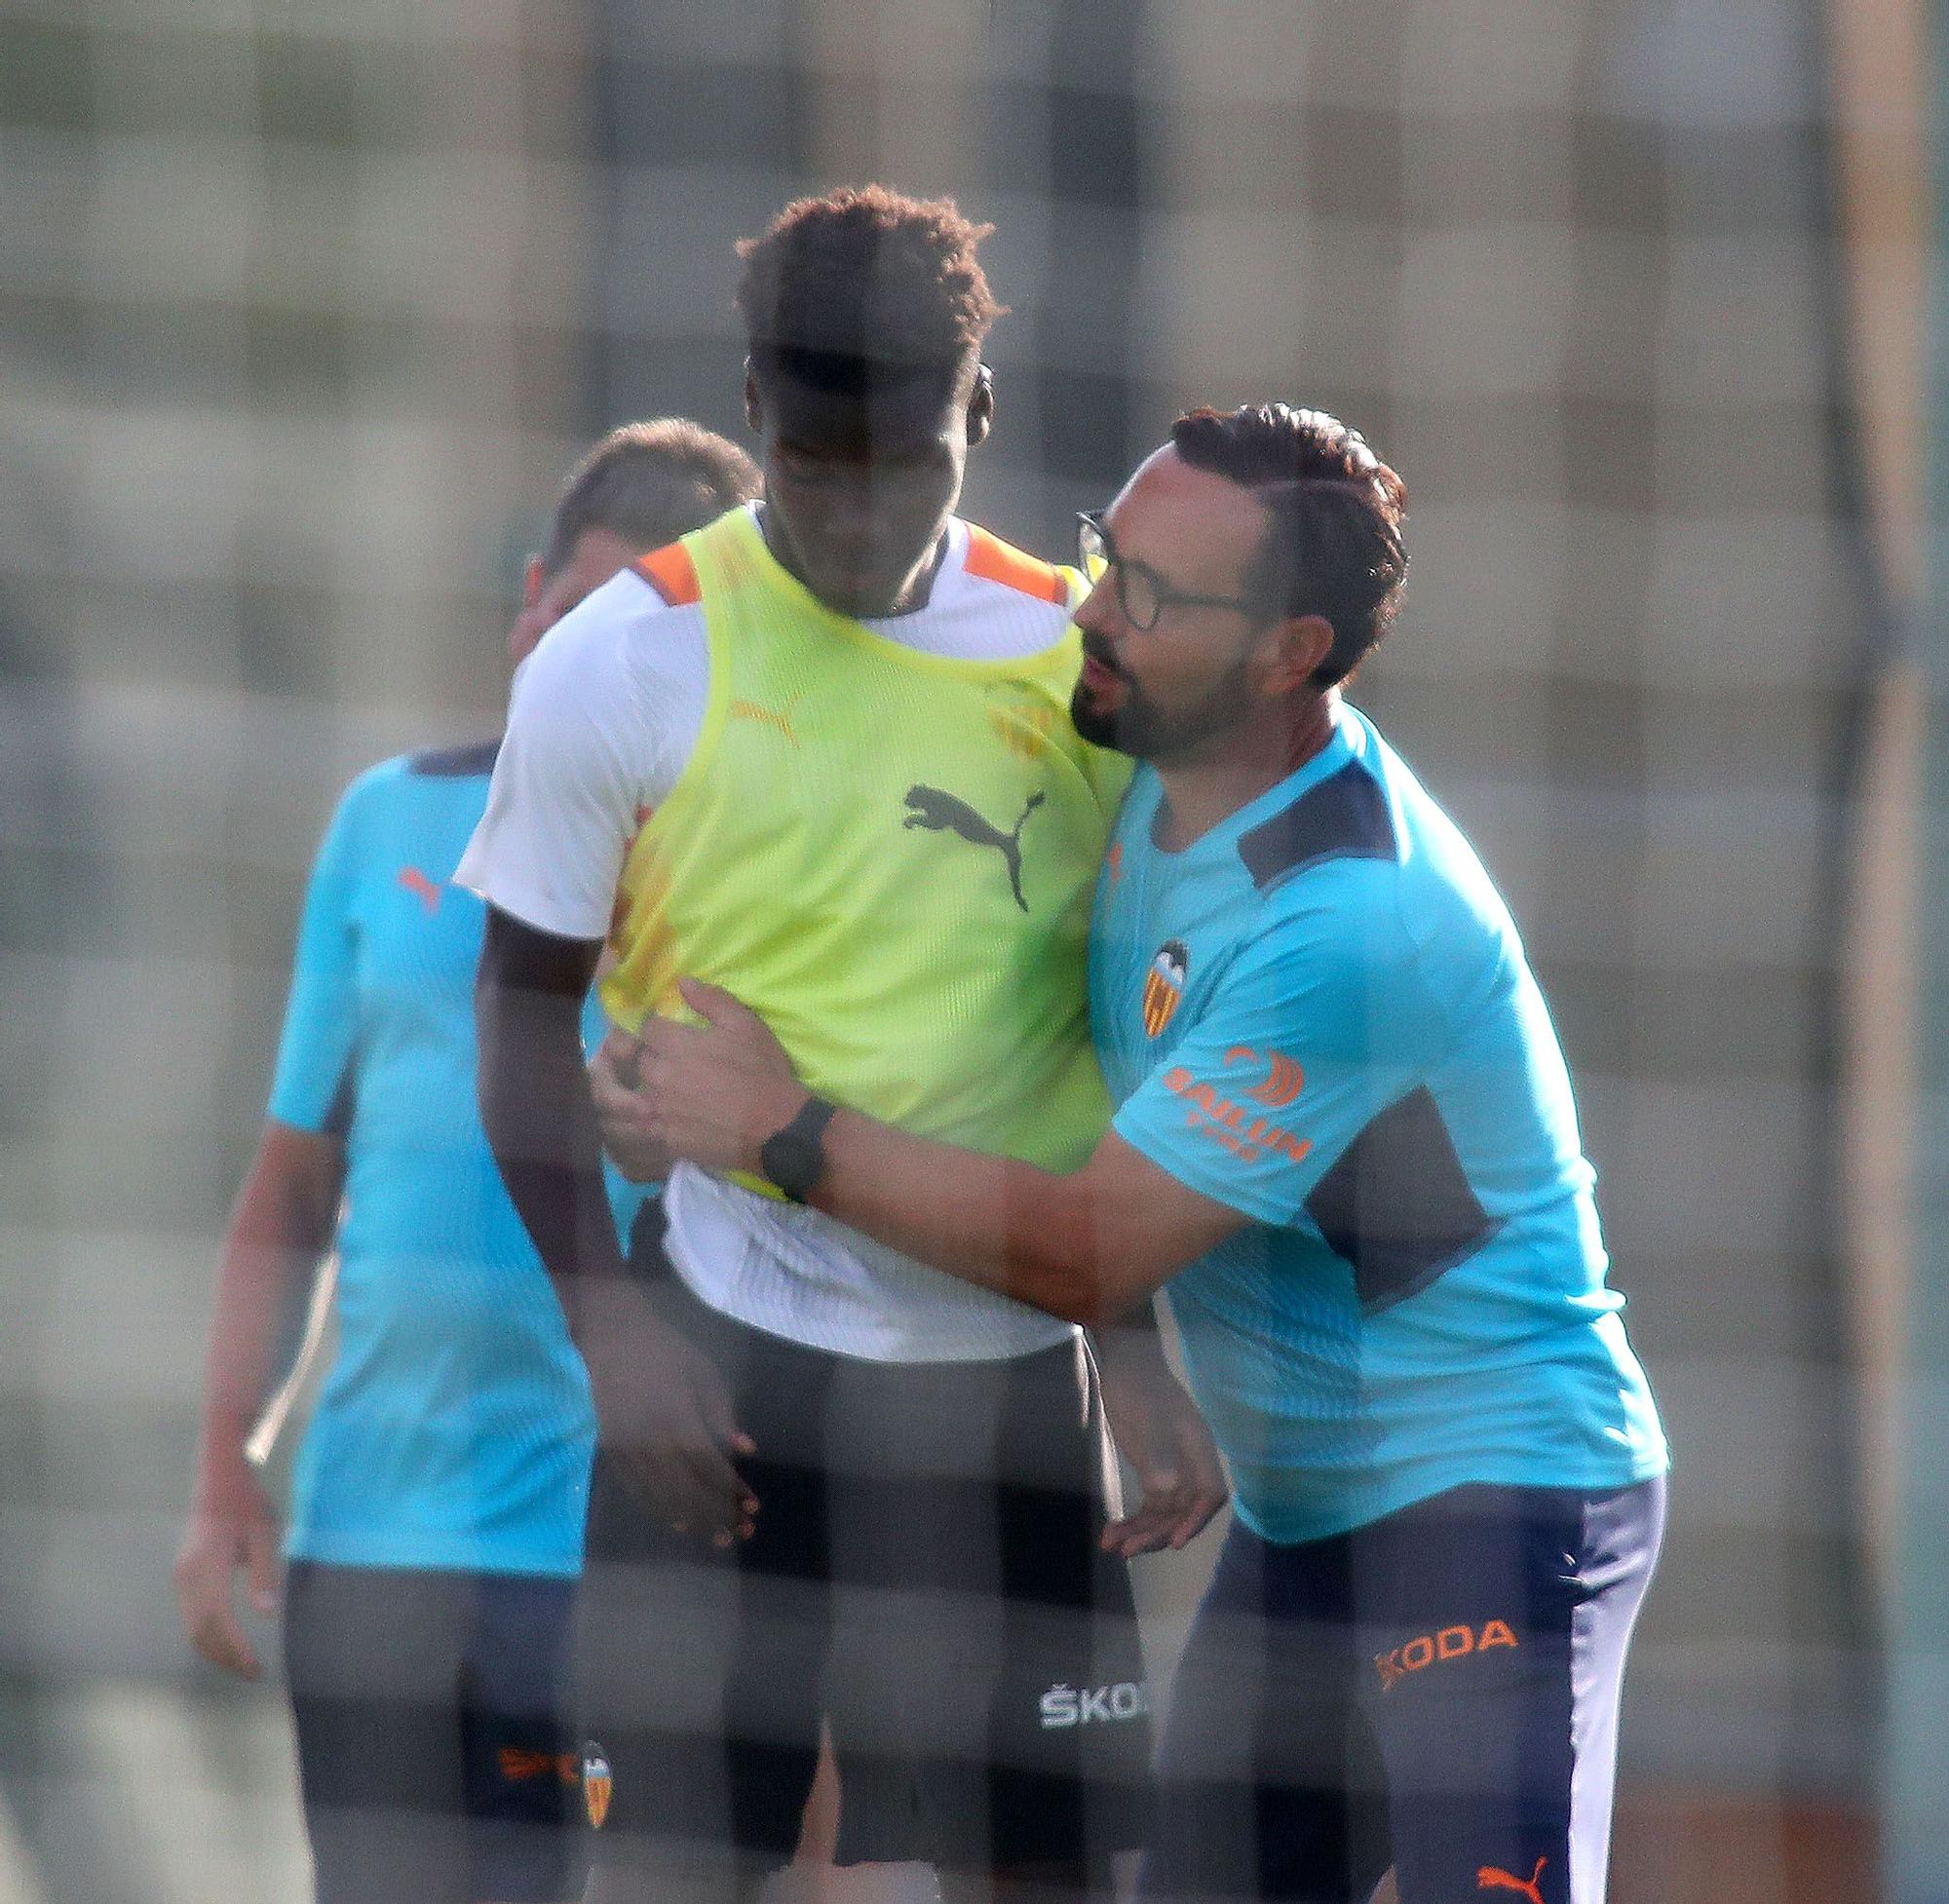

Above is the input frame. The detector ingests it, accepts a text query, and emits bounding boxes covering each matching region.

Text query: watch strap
[760,1094,837,1203]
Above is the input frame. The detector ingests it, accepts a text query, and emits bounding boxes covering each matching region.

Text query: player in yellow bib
[460,188,1223,1904]
[605,501,1114,1174]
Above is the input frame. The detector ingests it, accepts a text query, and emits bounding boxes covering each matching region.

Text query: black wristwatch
[760,1095,837,1203]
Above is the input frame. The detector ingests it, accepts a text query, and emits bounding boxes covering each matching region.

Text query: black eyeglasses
[1076,511,1264,632]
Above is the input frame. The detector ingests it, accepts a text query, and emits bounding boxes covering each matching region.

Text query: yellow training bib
[602,508,1129,1177]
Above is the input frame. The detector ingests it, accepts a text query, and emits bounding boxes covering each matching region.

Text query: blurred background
[0,0,1940,1897]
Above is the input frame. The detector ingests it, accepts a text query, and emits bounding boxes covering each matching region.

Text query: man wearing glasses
[609,402,1670,1904]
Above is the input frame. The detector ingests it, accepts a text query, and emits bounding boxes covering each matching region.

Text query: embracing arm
[622,982,1247,1325]
[810,1116,1242,1324]
[631,891,1407,1329]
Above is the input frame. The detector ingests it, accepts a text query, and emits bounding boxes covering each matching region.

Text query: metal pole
[1889,38,1949,1894]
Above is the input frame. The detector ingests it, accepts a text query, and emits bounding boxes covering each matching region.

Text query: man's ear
[1259,613,1336,696]
[521,553,545,610]
[965,362,995,448]
[744,360,763,435]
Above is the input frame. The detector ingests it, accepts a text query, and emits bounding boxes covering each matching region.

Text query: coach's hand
[634,979,807,1179]
[1094,1333,1229,1557]
[579,1276,758,1545]
[174,1446,281,1678]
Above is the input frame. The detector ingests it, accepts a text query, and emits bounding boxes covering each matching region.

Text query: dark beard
[1069,655,1252,763]
[1069,681,1125,749]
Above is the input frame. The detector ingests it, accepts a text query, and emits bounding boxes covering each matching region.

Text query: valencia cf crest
[581,1742,613,1830]
[1143,939,1189,1038]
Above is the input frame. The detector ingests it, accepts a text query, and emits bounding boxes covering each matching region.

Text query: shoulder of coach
[1237,756,1405,900]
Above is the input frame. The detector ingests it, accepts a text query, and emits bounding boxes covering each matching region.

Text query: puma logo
[730,696,804,748]
[397,866,442,914]
[903,785,1045,911]
[1477,1856,1548,1903]
[987,696,1058,760]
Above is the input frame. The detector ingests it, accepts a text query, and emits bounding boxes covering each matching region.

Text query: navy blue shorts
[579,1266,1154,1880]
[283,1561,583,1904]
[1142,1476,1665,1904]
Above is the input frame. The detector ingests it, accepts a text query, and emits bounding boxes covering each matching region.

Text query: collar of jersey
[726,507,1074,680]
[1140,704,1361,862]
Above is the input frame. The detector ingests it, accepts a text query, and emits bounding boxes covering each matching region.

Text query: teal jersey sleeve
[266,779,367,1135]
[1110,881,1432,1227]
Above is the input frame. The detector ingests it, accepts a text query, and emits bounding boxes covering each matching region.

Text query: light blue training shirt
[268,743,640,1577]
[1092,705,1667,1544]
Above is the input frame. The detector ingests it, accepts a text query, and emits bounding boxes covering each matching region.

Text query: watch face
[762,1098,833,1201]
[762,1124,823,1201]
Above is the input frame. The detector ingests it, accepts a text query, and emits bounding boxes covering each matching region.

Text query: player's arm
[478,903,755,1548]
[463,604,755,1540]
[177,1121,342,1678]
[476,908,625,1304]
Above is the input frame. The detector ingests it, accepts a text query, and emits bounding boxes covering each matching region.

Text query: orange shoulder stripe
[632,542,702,607]
[964,525,1068,605]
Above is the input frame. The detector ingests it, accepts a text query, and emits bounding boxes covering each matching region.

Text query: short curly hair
[1170,403,1408,687]
[735,185,1005,393]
